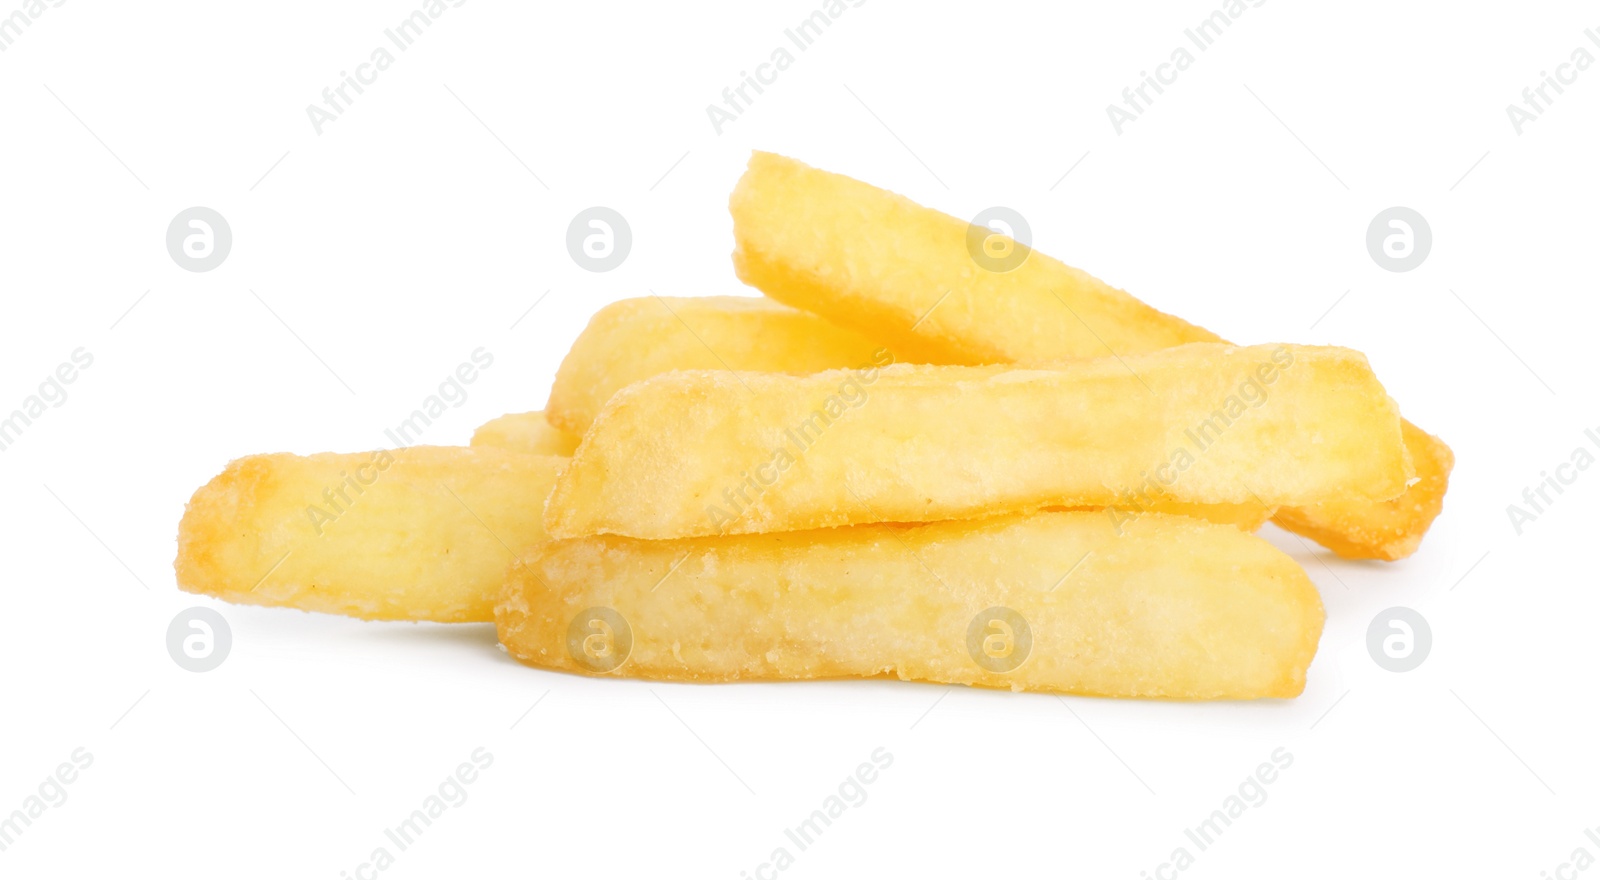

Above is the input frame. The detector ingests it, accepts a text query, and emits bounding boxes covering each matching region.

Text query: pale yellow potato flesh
[544,343,1411,540]
[176,446,567,622]
[729,151,1452,559]
[476,403,1275,533]
[498,511,1325,699]
[545,295,887,435]
[1079,499,1274,532]
[471,410,581,456]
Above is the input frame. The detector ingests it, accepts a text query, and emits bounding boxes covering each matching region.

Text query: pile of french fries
[176,152,1453,700]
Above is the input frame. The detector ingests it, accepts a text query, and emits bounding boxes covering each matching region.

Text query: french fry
[498,511,1326,699]
[471,410,581,456]
[730,151,1221,365]
[544,296,1269,531]
[1270,420,1454,560]
[729,151,1453,559]
[544,343,1410,540]
[176,447,567,622]
[544,295,1270,532]
[546,295,886,435]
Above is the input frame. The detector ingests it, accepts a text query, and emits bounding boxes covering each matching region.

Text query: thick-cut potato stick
[471,410,581,456]
[544,343,1410,540]
[545,296,1270,530]
[731,151,1221,366]
[176,447,567,622]
[543,296,1269,532]
[546,295,886,435]
[729,151,1453,559]
[498,511,1325,699]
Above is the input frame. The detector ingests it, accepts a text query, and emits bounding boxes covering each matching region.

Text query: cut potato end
[1271,420,1454,560]
[498,511,1325,700]
[175,446,567,622]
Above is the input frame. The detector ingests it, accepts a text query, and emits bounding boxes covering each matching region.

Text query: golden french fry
[471,410,581,456]
[1270,420,1454,560]
[729,151,1452,559]
[499,511,1325,699]
[731,151,1220,365]
[536,293,1268,533]
[540,295,1268,533]
[545,343,1410,540]
[176,446,567,622]
[546,295,886,435]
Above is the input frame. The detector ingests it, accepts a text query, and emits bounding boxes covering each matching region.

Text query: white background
[3,1,1597,876]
